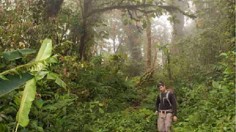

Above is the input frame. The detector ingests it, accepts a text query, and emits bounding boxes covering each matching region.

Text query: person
[155,81,177,132]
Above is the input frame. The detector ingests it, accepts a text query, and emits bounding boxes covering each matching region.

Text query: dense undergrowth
[174,51,235,132]
[0,54,156,131]
[0,50,234,132]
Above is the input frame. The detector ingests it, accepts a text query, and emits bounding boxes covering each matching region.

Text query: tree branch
[159,5,197,19]
[87,4,196,19]
[86,4,154,18]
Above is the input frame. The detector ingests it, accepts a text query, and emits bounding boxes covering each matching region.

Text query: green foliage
[5,54,156,131]
[46,72,66,88]
[0,73,33,97]
[175,51,235,131]
[0,123,9,132]
[16,78,37,127]
[0,39,67,131]
[3,49,36,61]
[90,108,156,132]
[0,39,56,95]
[35,39,52,61]
[164,0,235,84]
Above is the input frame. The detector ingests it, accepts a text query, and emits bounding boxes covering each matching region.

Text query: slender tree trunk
[166,49,172,80]
[79,21,87,60]
[146,16,152,70]
[170,0,185,54]
[152,46,157,69]
[123,24,143,76]
[112,37,116,53]
[79,0,92,60]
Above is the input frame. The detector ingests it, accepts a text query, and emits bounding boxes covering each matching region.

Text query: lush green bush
[2,54,151,131]
[88,108,156,132]
[174,51,235,132]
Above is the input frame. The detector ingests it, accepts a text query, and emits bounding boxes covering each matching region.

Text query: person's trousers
[157,112,172,132]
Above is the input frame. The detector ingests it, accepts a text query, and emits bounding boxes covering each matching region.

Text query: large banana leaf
[3,48,36,61]
[47,72,66,88]
[0,73,33,97]
[35,39,52,61]
[16,39,53,128]
[16,78,36,127]
[0,39,54,129]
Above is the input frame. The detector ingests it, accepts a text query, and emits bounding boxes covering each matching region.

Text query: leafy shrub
[175,51,235,131]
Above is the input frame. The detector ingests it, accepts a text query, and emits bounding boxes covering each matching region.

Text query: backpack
[160,89,175,107]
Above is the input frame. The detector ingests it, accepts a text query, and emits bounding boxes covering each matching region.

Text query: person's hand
[173,116,177,122]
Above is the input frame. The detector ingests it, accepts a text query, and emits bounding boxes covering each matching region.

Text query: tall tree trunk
[79,21,88,60]
[164,0,185,81]
[146,16,152,70]
[166,49,172,80]
[152,46,158,69]
[123,24,143,76]
[125,25,143,60]
[79,0,92,60]
[170,0,185,54]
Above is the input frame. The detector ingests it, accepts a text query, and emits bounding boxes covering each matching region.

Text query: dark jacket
[156,91,177,116]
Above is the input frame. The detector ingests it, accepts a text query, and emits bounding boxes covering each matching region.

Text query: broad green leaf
[35,71,48,80]
[219,53,227,57]
[3,48,36,61]
[18,49,36,56]
[0,75,8,80]
[16,78,36,127]
[47,72,59,80]
[48,55,58,63]
[47,72,66,88]
[35,39,52,61]
[55,77,67,88]
[0,73,33,97]
[3,50,22,61]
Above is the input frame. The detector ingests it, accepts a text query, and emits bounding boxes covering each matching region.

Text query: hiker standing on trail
[155,81,177,132]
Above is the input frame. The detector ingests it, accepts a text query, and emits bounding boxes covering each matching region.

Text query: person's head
[157,81,166,93]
